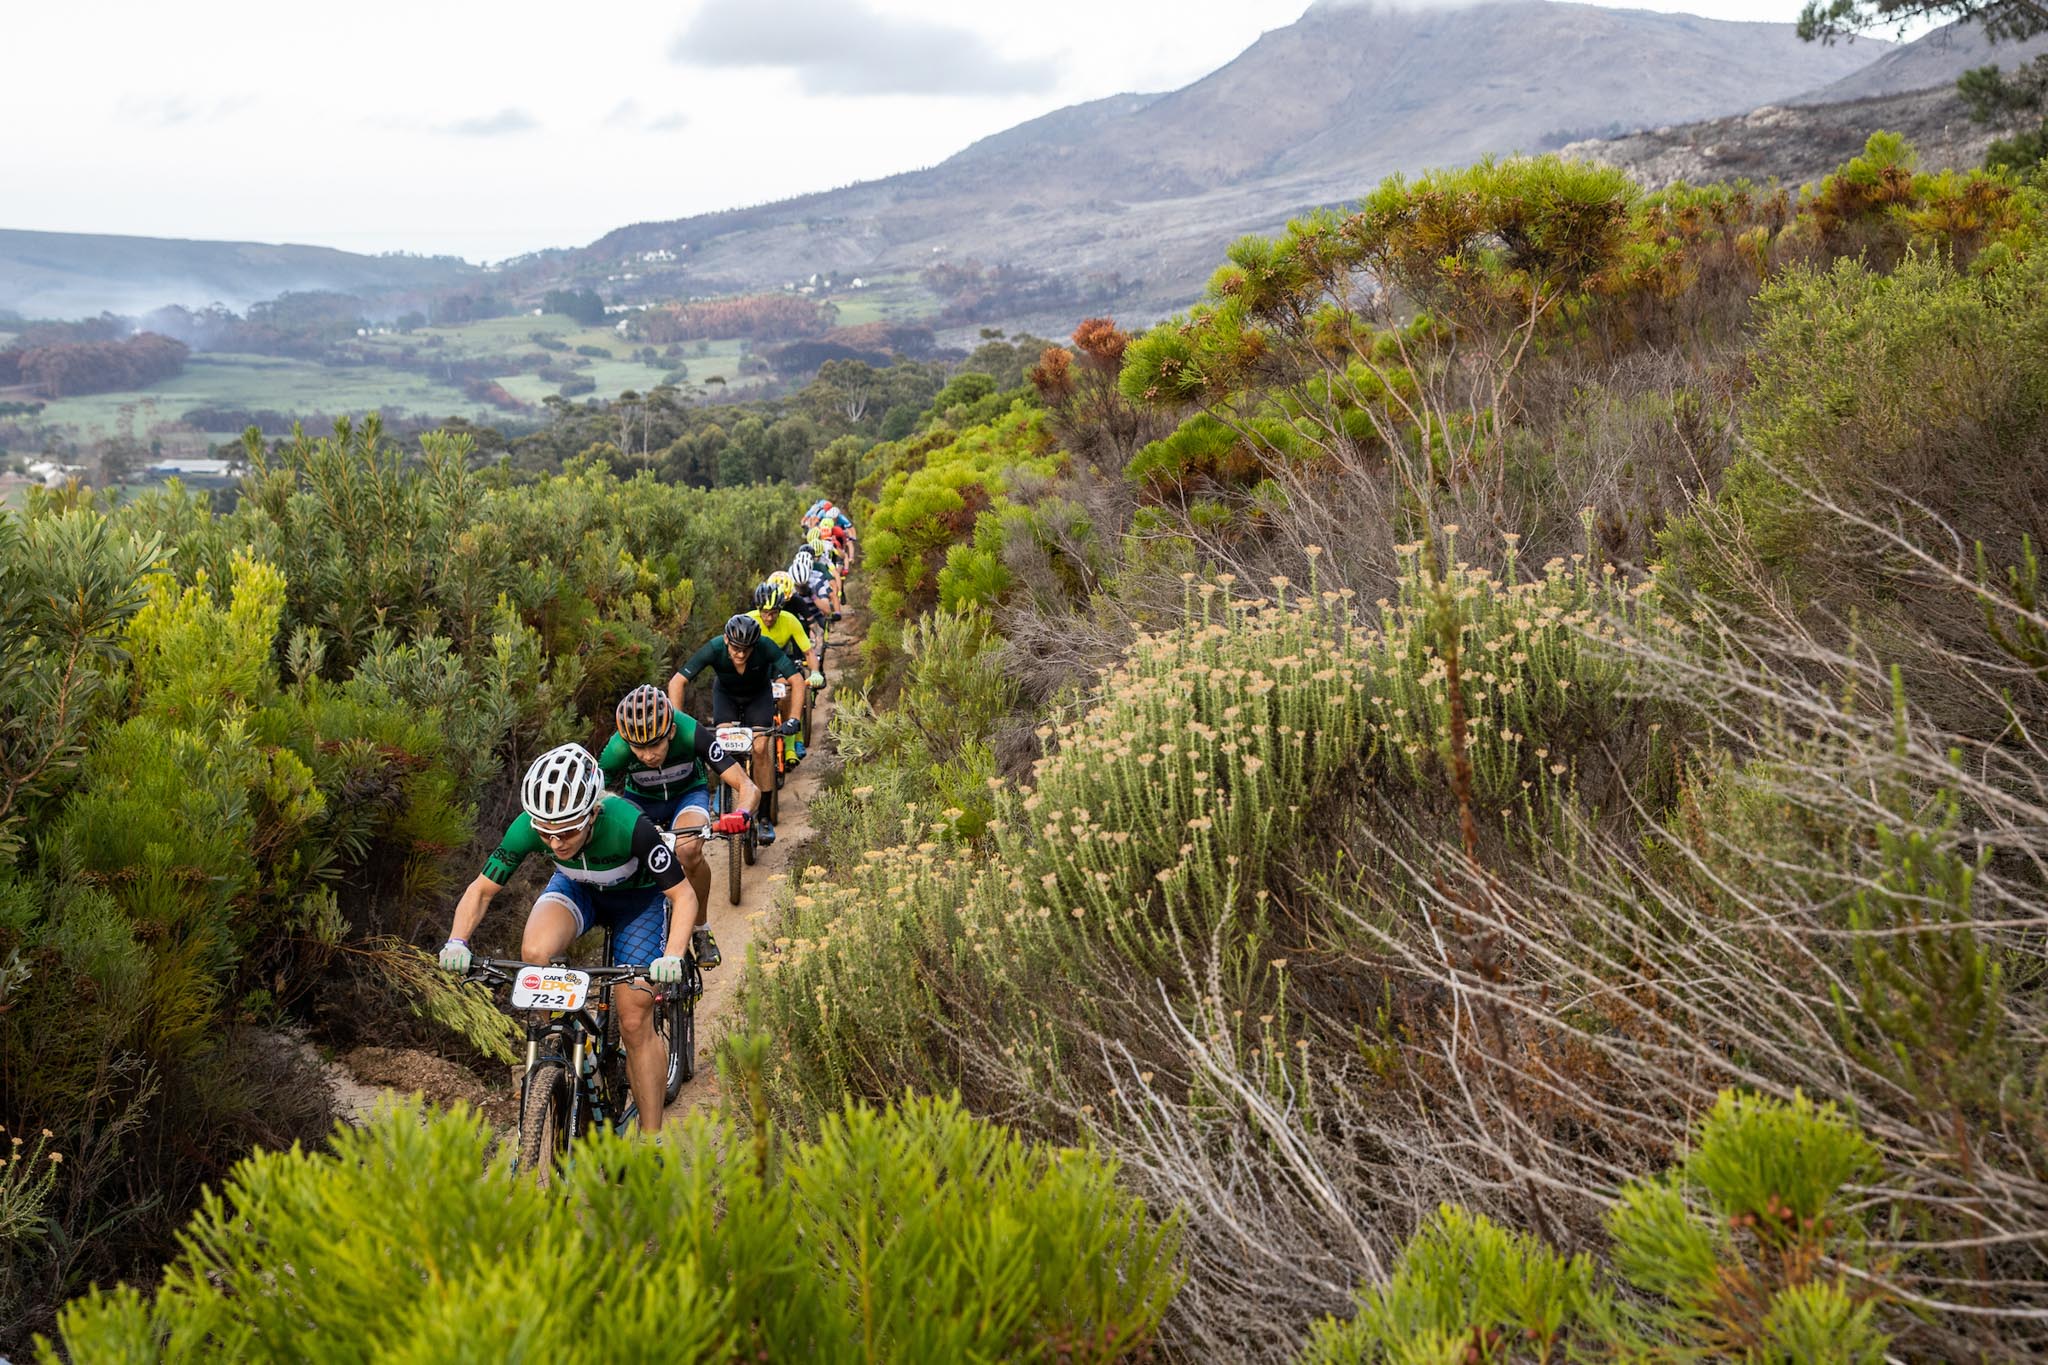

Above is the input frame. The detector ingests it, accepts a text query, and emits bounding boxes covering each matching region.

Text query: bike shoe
[692,926,722,969]
[756,818,778,846]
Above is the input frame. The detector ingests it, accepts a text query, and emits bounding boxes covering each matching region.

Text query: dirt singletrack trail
[665,610,858,1119]
[313,612,859,1128]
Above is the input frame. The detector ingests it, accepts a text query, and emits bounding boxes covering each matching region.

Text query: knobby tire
[517,1059,571,1188]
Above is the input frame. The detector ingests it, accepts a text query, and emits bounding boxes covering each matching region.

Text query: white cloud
[116,94,257,127]
[437,108,539,137]
[671,0,1060,96]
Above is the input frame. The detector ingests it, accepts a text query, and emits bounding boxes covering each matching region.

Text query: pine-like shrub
[1301,1091,1889,1363]
[46,1086,1180,1363]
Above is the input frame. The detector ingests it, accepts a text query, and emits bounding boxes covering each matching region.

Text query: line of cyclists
[437,499,858,1130]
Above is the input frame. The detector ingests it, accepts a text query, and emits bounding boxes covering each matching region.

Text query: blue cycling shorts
[534,872,669,967]
[622,785,713,828]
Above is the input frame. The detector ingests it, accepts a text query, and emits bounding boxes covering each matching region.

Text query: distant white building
[144,457,242,488]
[26,459,84,486]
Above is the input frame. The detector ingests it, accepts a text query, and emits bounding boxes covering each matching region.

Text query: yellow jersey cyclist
[667,614,804,845]
[750,579,825,765]
[598,684,757,965]
[437,743,697,1133]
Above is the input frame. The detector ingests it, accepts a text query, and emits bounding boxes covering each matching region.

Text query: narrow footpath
[667,611,855,1117]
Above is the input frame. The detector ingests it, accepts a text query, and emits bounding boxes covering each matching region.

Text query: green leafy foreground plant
[43,1044,1182,1364]
[1300,1090,1889,1364]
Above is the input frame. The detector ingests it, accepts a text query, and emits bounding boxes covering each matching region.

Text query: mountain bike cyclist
[790,540,839,620]
[667,614,804,845]
[810,531,849,608]
[768,568,822,638]
[437,743,694,1133]
[750,579,824,765]
[598,684,757,965]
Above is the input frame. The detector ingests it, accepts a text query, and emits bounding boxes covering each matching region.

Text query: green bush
[0,420,806,1347]
[1301,1091,1889,1364]
[861,407,1062,667]
[47,1085,1181,1363]
[1659,251,2048,619]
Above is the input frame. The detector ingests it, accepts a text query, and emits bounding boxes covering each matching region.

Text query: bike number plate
[771,680,788,699]
[716,725,752,752]
[510,967,590,1012]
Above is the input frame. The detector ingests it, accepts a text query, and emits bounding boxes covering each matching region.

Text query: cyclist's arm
[630,815,696,957]
[447,873,504,945]
[668,638,722,709]
[448,830,528,944]
[785,618,816,670]
[766,640,807,712]
[596,732,632,787]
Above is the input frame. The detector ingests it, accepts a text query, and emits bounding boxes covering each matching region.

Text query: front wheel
[516,1058,571,1188]
[660,971,699,1101]
[726,829,743,905]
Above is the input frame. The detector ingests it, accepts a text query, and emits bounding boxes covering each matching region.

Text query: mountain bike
[698,778,753,905]
[710,721,791,869]
[463,932,700,1185]
[801,634,840,751]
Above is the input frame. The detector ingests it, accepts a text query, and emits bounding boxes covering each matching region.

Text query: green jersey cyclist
[598,684,758,966]
[667,614,804,845]
[437,743,697,1133]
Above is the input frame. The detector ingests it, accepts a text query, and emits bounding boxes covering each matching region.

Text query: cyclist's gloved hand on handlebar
[775,717,803,736]
[649,954,685,984]
[714,811,751,835]
[807,670,825,688]
[438,938,471,974]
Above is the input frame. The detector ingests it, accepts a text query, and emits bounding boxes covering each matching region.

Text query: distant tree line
[0,332,188,399]
[540,288,608,326]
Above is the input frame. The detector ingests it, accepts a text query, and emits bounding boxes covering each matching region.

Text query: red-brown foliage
[0,332,189,399]
[632,295,836,344]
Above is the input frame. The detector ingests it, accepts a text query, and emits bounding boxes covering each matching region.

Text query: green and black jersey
[596,715,733,802]
[480,796,685,894]
[676,634,799,702]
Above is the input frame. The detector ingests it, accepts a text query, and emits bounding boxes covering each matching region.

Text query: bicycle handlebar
[464,958,653,987]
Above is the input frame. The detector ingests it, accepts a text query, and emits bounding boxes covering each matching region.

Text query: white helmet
[522,743,603,831]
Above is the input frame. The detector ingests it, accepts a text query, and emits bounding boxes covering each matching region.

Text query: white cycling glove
[649,954,685,984]
[438,938,472,973]
[807,670,825,688]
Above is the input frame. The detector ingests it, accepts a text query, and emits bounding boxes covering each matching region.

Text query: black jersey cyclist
[790,542,839,620]
[667,614,804,845]
[437,743,700,1131]
[599,684,758,954]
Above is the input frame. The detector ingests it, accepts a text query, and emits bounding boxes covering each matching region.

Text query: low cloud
[604,99,689,133]
[438,108,539,137]
[671,0,1058,97]
[117,94,255,127]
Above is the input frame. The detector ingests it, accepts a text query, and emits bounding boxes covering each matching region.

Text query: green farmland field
[33,354,497,443]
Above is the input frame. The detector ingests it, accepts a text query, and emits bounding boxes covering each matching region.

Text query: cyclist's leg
[521,873,591,963]
[709,679,755,806]
[601,891,668,1133]
[672,786,714,928]
[737,689,778,836]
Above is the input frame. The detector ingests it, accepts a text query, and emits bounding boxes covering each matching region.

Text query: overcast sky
[6,0,1888,262]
